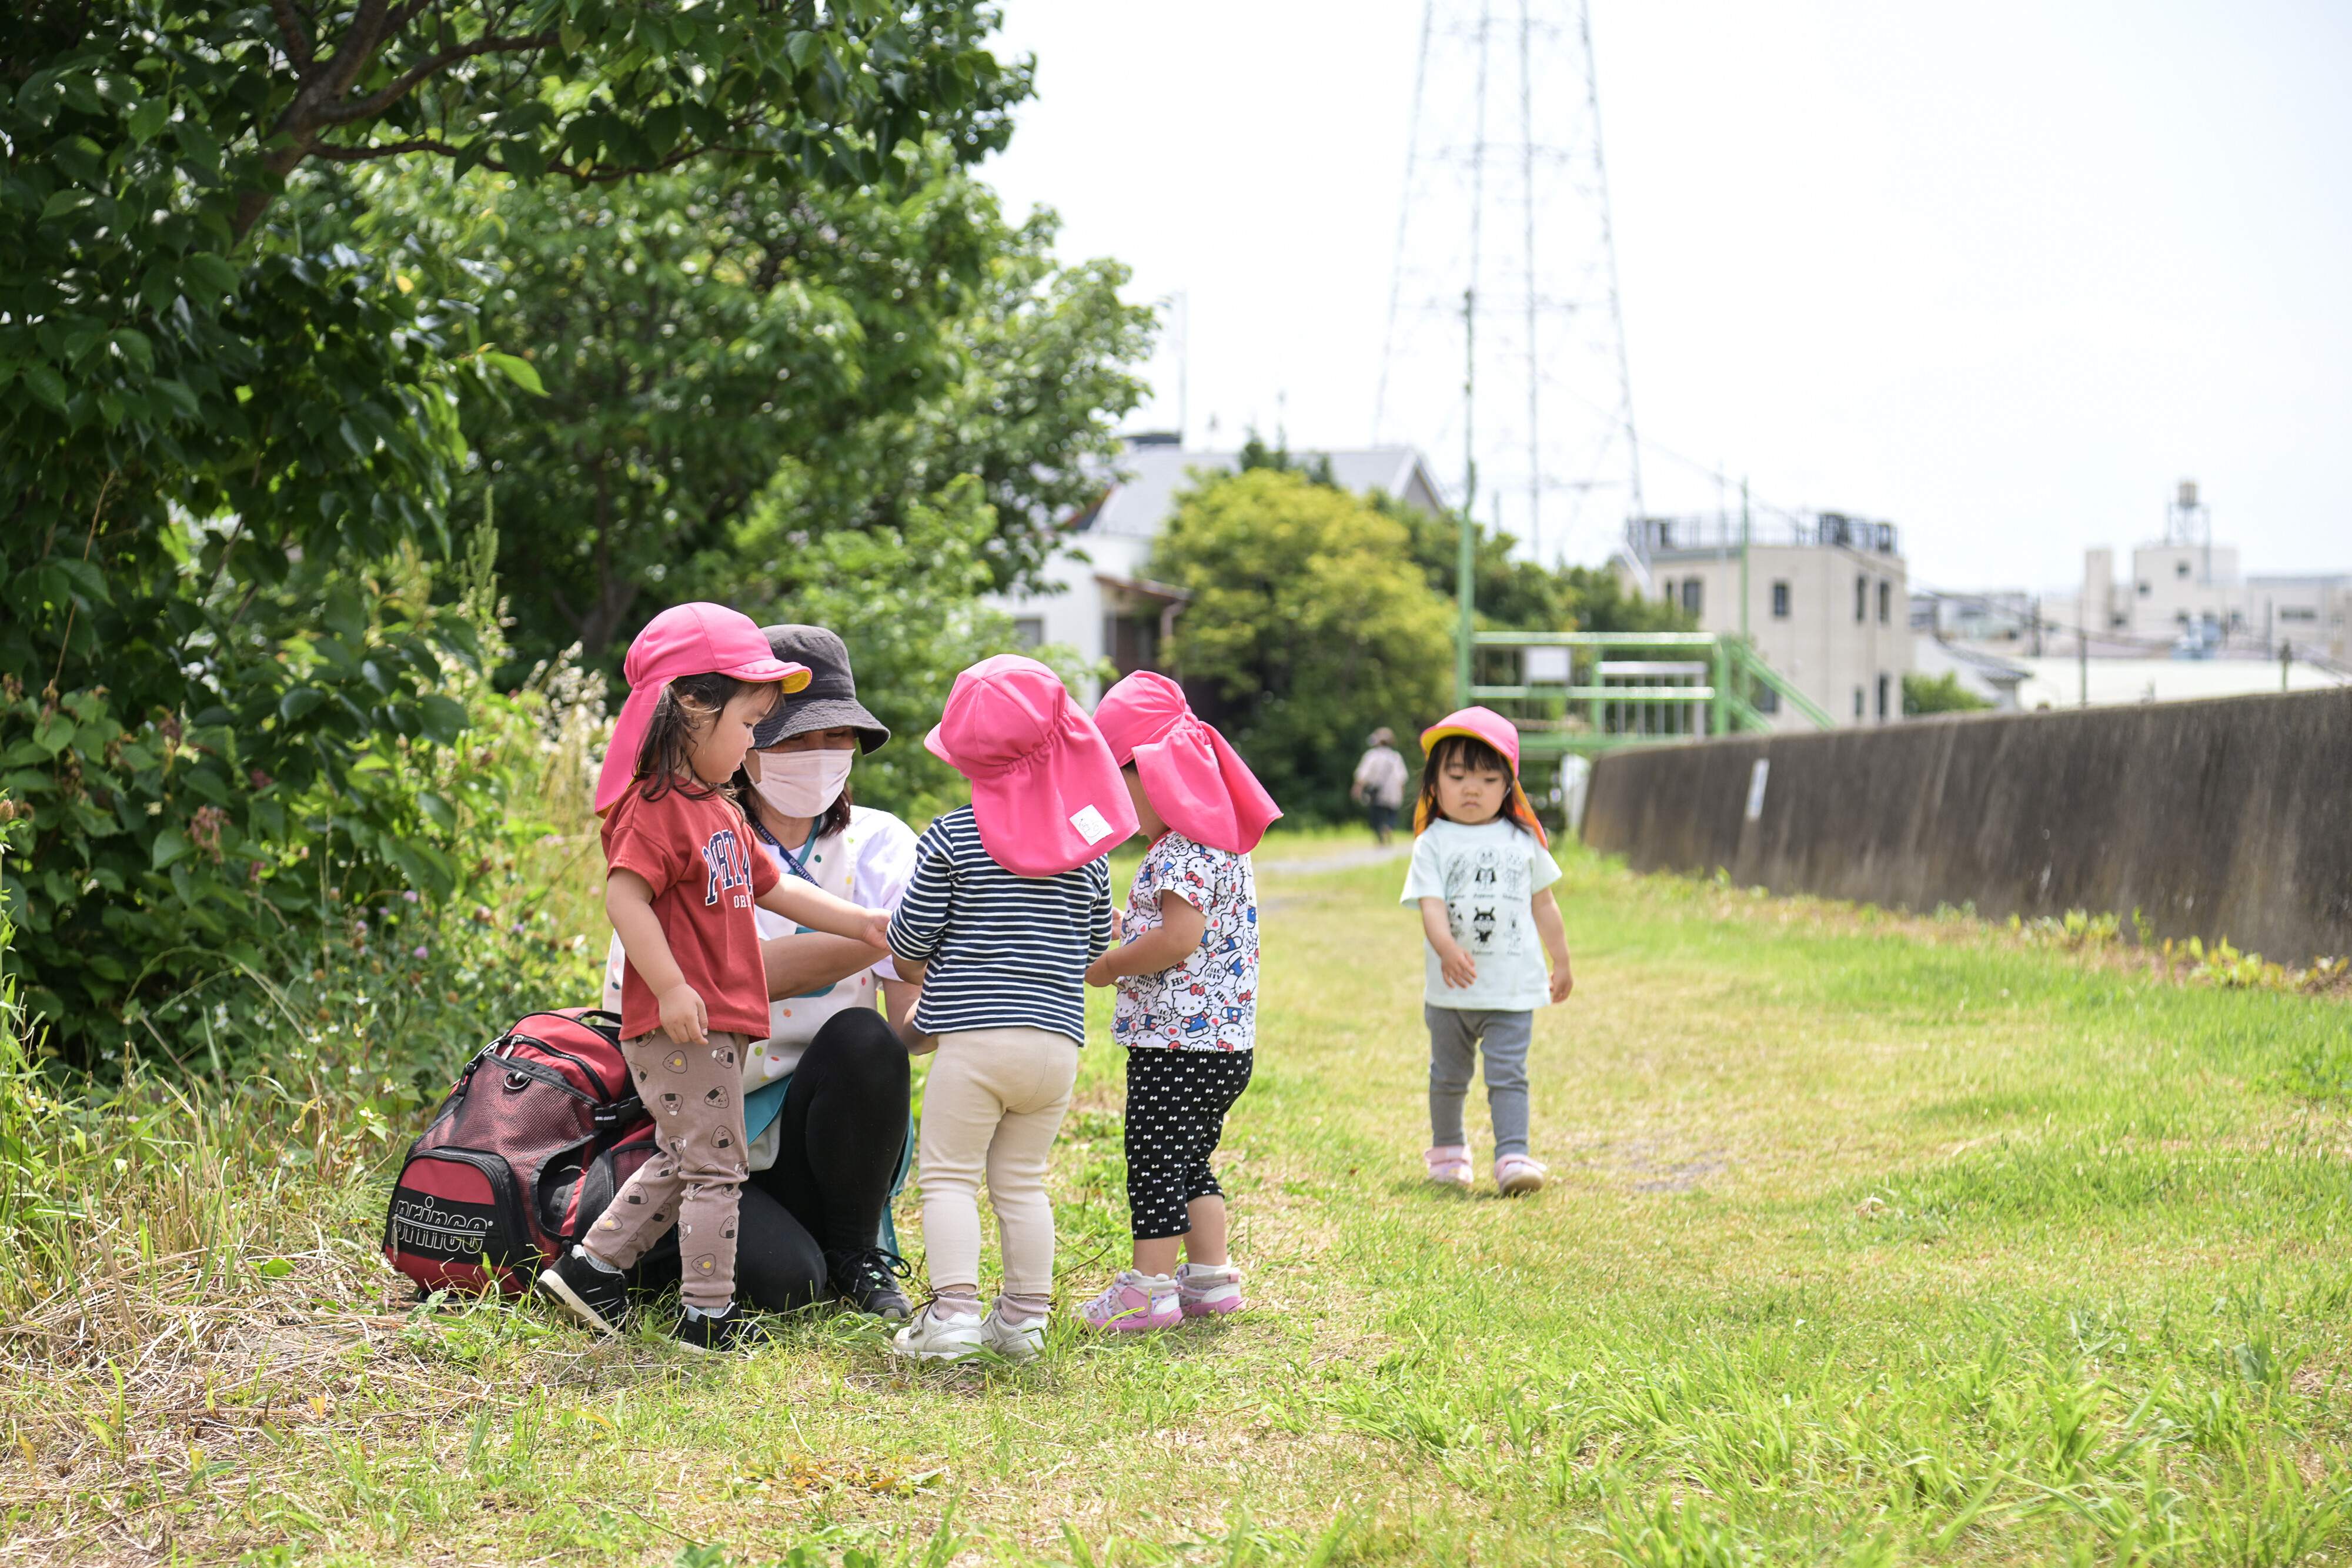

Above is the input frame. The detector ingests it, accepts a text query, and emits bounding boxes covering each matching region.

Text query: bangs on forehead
[1432,733,1511,774]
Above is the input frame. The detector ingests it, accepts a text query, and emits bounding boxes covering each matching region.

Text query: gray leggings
[1425,1004,1532,1157]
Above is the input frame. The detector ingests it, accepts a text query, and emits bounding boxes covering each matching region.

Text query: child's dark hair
[633,673,779,804]
[1415,732,1542,835]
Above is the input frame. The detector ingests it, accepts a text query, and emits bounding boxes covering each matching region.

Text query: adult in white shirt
[1351,727,1411,846]
[602,624,920,1318]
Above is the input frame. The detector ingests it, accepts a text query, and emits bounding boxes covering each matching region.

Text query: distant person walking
[1351,727,1410,846]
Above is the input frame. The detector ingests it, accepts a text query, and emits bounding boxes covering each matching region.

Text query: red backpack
[382,1009,674,1298]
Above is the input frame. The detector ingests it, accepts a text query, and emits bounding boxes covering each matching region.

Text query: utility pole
[1457,286,1478,709]
[1739,478,1751,642]
[2078,621,2088,709]
[2281,640,2293,693]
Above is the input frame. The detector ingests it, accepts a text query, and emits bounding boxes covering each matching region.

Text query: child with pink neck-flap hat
[884,655,1137,1362]
[1080,671,1281,1332]
[1400,706,1573,1198]
[535,603,894,1354]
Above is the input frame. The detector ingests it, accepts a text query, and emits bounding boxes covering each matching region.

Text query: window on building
[1681,578,1703,617]
[2138,581,2151,597]
[1854,576,1867,623]
[1011,617,1045,648]
[1771,581,1790,618]
[1876,674,1889,720]
[1877,580,1892,624]
[1853,687,1865,718]
[2281,606,2318,621]
[2175,610,2190,626]
[1755,686,1780,715]
[2176,560,2190,577]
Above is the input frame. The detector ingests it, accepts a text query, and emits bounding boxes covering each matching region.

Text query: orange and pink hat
[1415,705,1548,845]
[926,654,1139,877]
[1093,671,1281,854]
[594,603,809,815]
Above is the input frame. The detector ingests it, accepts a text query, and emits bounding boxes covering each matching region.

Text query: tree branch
[269,0,319,81]
[315,29,557,125]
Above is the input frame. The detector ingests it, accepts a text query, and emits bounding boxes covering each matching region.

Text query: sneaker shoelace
[834,1246,913,1295]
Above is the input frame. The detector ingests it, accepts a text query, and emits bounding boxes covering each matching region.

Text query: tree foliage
[365,162,1151,673]
[1902,670,1993,717]
[1151,470,1454,823]
[0,1,1039,1059]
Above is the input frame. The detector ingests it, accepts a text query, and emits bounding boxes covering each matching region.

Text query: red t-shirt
[600,784,780,1041]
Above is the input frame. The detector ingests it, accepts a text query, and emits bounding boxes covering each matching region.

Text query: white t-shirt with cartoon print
[1399,817,1562,1011]
[1111,831,1258,1052]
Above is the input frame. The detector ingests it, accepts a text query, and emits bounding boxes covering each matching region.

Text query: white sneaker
[891,1298,985,1362]
[982,1297,1048,1362]
[1495,1154,1548,1195]
[1425,1144,1473,1187]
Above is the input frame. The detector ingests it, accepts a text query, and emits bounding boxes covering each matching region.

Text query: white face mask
[749,747,855,820]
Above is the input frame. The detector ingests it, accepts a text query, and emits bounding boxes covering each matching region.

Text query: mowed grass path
[11,843,2352,1565]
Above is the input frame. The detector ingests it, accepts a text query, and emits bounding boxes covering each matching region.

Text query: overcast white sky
[977,0,2352,593]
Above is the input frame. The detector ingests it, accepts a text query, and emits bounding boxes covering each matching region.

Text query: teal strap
[744,1075,791,1142]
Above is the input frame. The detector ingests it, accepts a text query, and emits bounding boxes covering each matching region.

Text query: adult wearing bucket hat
[603,624,921,1319]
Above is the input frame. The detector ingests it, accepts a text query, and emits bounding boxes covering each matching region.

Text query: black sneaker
[536,1249,630,1338]
[676,1302,769,1354]
[828,1246,913,1320]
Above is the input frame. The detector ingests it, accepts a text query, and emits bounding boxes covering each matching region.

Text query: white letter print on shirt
[1445,842,1528,957]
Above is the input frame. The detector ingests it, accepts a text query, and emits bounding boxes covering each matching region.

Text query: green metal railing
[1459,629,1834,757]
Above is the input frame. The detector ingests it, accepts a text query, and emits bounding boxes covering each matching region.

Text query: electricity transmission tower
[1374,0,1643,570]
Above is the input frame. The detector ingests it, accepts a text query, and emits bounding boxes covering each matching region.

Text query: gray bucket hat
[750,624,891,753]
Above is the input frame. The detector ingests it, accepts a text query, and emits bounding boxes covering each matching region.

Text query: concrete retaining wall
[1581,686,2352,961]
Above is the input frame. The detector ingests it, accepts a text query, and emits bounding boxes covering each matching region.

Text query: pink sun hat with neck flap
[594,602,810,815]
[926,654,1139,877]
[1094,671,1281,854]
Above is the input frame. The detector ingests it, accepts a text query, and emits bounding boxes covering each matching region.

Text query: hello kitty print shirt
[1111,831,1259,1052]
[1399,817,1563,1011]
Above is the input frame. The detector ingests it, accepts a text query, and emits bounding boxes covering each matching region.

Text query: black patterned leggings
[1124,1049,1255,1240]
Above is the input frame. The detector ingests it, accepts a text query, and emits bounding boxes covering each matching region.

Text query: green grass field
[8,840,2352,1566]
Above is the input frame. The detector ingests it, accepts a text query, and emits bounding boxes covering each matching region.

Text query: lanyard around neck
[753,817,821,887]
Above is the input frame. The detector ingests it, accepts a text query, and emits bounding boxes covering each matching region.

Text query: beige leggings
[917,1027,1080,1296]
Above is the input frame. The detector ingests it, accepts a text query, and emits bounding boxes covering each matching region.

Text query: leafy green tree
[1151,469,1454,822]
[1,2,1031,1058]
[1902,671,1992,716]
[370,163,1151,672]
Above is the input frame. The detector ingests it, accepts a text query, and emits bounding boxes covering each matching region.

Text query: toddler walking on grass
[1400,707,1573,1197]
[886,656,1135,1362]
[1080,673,1281,1330]
[538,604,891,1353]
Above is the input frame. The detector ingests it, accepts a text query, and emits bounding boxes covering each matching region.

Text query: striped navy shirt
[886,806,1114,1046]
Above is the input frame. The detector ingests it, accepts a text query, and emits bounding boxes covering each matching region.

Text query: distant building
[1623,512,1913,728]
[988,436,1449,700]
[2064,482,2351,662]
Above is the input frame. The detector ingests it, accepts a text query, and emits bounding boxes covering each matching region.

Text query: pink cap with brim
[594,603,810,815]
[1417,705,1548,846]
[1094,671,1282,854]
[925,654,1139,877]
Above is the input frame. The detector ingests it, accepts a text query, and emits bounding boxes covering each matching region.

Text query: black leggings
[630,1007,909,1310]
[1124,1049,1254,1240]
